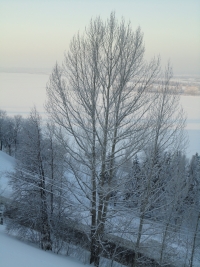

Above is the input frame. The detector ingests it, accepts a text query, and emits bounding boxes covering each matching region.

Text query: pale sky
[0,0,200,75]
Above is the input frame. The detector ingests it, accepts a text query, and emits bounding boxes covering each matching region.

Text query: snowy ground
[0,225,91,267]
[0,151,15,198]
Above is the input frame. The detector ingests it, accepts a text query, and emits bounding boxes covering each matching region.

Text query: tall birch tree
[46,12,160,266]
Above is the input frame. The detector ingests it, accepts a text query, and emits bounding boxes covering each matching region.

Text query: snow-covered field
[0,72,199,157]
[0,224,91,267]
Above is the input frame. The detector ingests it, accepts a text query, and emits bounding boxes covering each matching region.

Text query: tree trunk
[189,213,200,267]
[40,187,52,251]
[8,144,11,156]
[90,218,98,264]
[159,221,170,265]
[40,165,52,251]
[133,212,144,267]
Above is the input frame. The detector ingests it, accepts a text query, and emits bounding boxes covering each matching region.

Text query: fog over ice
[0,72,199,157]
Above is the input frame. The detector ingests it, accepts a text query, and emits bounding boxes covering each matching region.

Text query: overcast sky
[0,0,200,75]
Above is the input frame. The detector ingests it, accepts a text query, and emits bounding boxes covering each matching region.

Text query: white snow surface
[0,225,91,267]
[0,151,15,197]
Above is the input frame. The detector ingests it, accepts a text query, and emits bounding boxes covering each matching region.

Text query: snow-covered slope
[0,151,15,198]
[0,225,91,267]
[0,152,93,267]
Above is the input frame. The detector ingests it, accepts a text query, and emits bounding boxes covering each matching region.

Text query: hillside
[0,225,91,267]
[0,151,15,198]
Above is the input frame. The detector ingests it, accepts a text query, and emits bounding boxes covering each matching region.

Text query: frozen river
[0,72,199,157]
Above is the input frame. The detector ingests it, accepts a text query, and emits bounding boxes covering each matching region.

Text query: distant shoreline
[1,71,200,96]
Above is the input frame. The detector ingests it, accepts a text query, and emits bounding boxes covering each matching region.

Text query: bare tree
[7,108,52,251]
[43,122,74,252]
[131,65,187,266]
[0,110,7,151]
[46,12,160,266]
[0,113,22,156]
[186,153,200,267]
[12,115,23,156]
